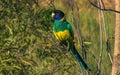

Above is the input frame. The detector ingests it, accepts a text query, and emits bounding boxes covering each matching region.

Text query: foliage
[0,0,56,75]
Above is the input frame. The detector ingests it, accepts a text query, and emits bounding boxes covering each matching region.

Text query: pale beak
[51,13,55,18]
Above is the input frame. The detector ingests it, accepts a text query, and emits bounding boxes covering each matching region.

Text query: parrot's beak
[51,12,55,18]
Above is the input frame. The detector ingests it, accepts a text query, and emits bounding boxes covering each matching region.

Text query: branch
[88,0,120,13]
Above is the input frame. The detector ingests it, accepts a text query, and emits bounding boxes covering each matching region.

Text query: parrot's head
[52,10,64,20]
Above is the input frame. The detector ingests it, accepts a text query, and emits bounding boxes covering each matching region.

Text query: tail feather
[70,45,91,71]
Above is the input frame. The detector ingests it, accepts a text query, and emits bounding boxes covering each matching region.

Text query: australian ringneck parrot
[52,10,90,71]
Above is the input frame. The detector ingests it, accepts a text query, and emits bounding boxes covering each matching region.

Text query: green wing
[67,23,74,39]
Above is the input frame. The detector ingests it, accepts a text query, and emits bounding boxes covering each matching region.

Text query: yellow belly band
[54,30,70,41]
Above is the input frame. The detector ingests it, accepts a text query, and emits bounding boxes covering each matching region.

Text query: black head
[52,10,64,20]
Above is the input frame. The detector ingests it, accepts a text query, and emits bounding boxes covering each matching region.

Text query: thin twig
[98,0,113,64]
[88,0,120,13]
[97,0,103,75]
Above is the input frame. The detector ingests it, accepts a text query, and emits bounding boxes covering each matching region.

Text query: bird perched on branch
[52,10,91,71]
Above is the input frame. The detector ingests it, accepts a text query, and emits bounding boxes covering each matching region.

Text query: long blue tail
[70,45,91,71]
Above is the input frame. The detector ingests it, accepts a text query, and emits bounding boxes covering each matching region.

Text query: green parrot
[52,10,91,71]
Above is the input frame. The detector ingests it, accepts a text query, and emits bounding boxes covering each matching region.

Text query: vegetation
[0,0,115,75]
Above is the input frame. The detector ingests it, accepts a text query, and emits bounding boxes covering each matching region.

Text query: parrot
[52,10,91,71]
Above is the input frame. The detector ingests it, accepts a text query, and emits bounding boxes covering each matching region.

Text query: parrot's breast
[54,30,70,41]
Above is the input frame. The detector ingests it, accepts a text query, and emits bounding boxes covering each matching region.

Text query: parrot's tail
[70,45,91,71]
